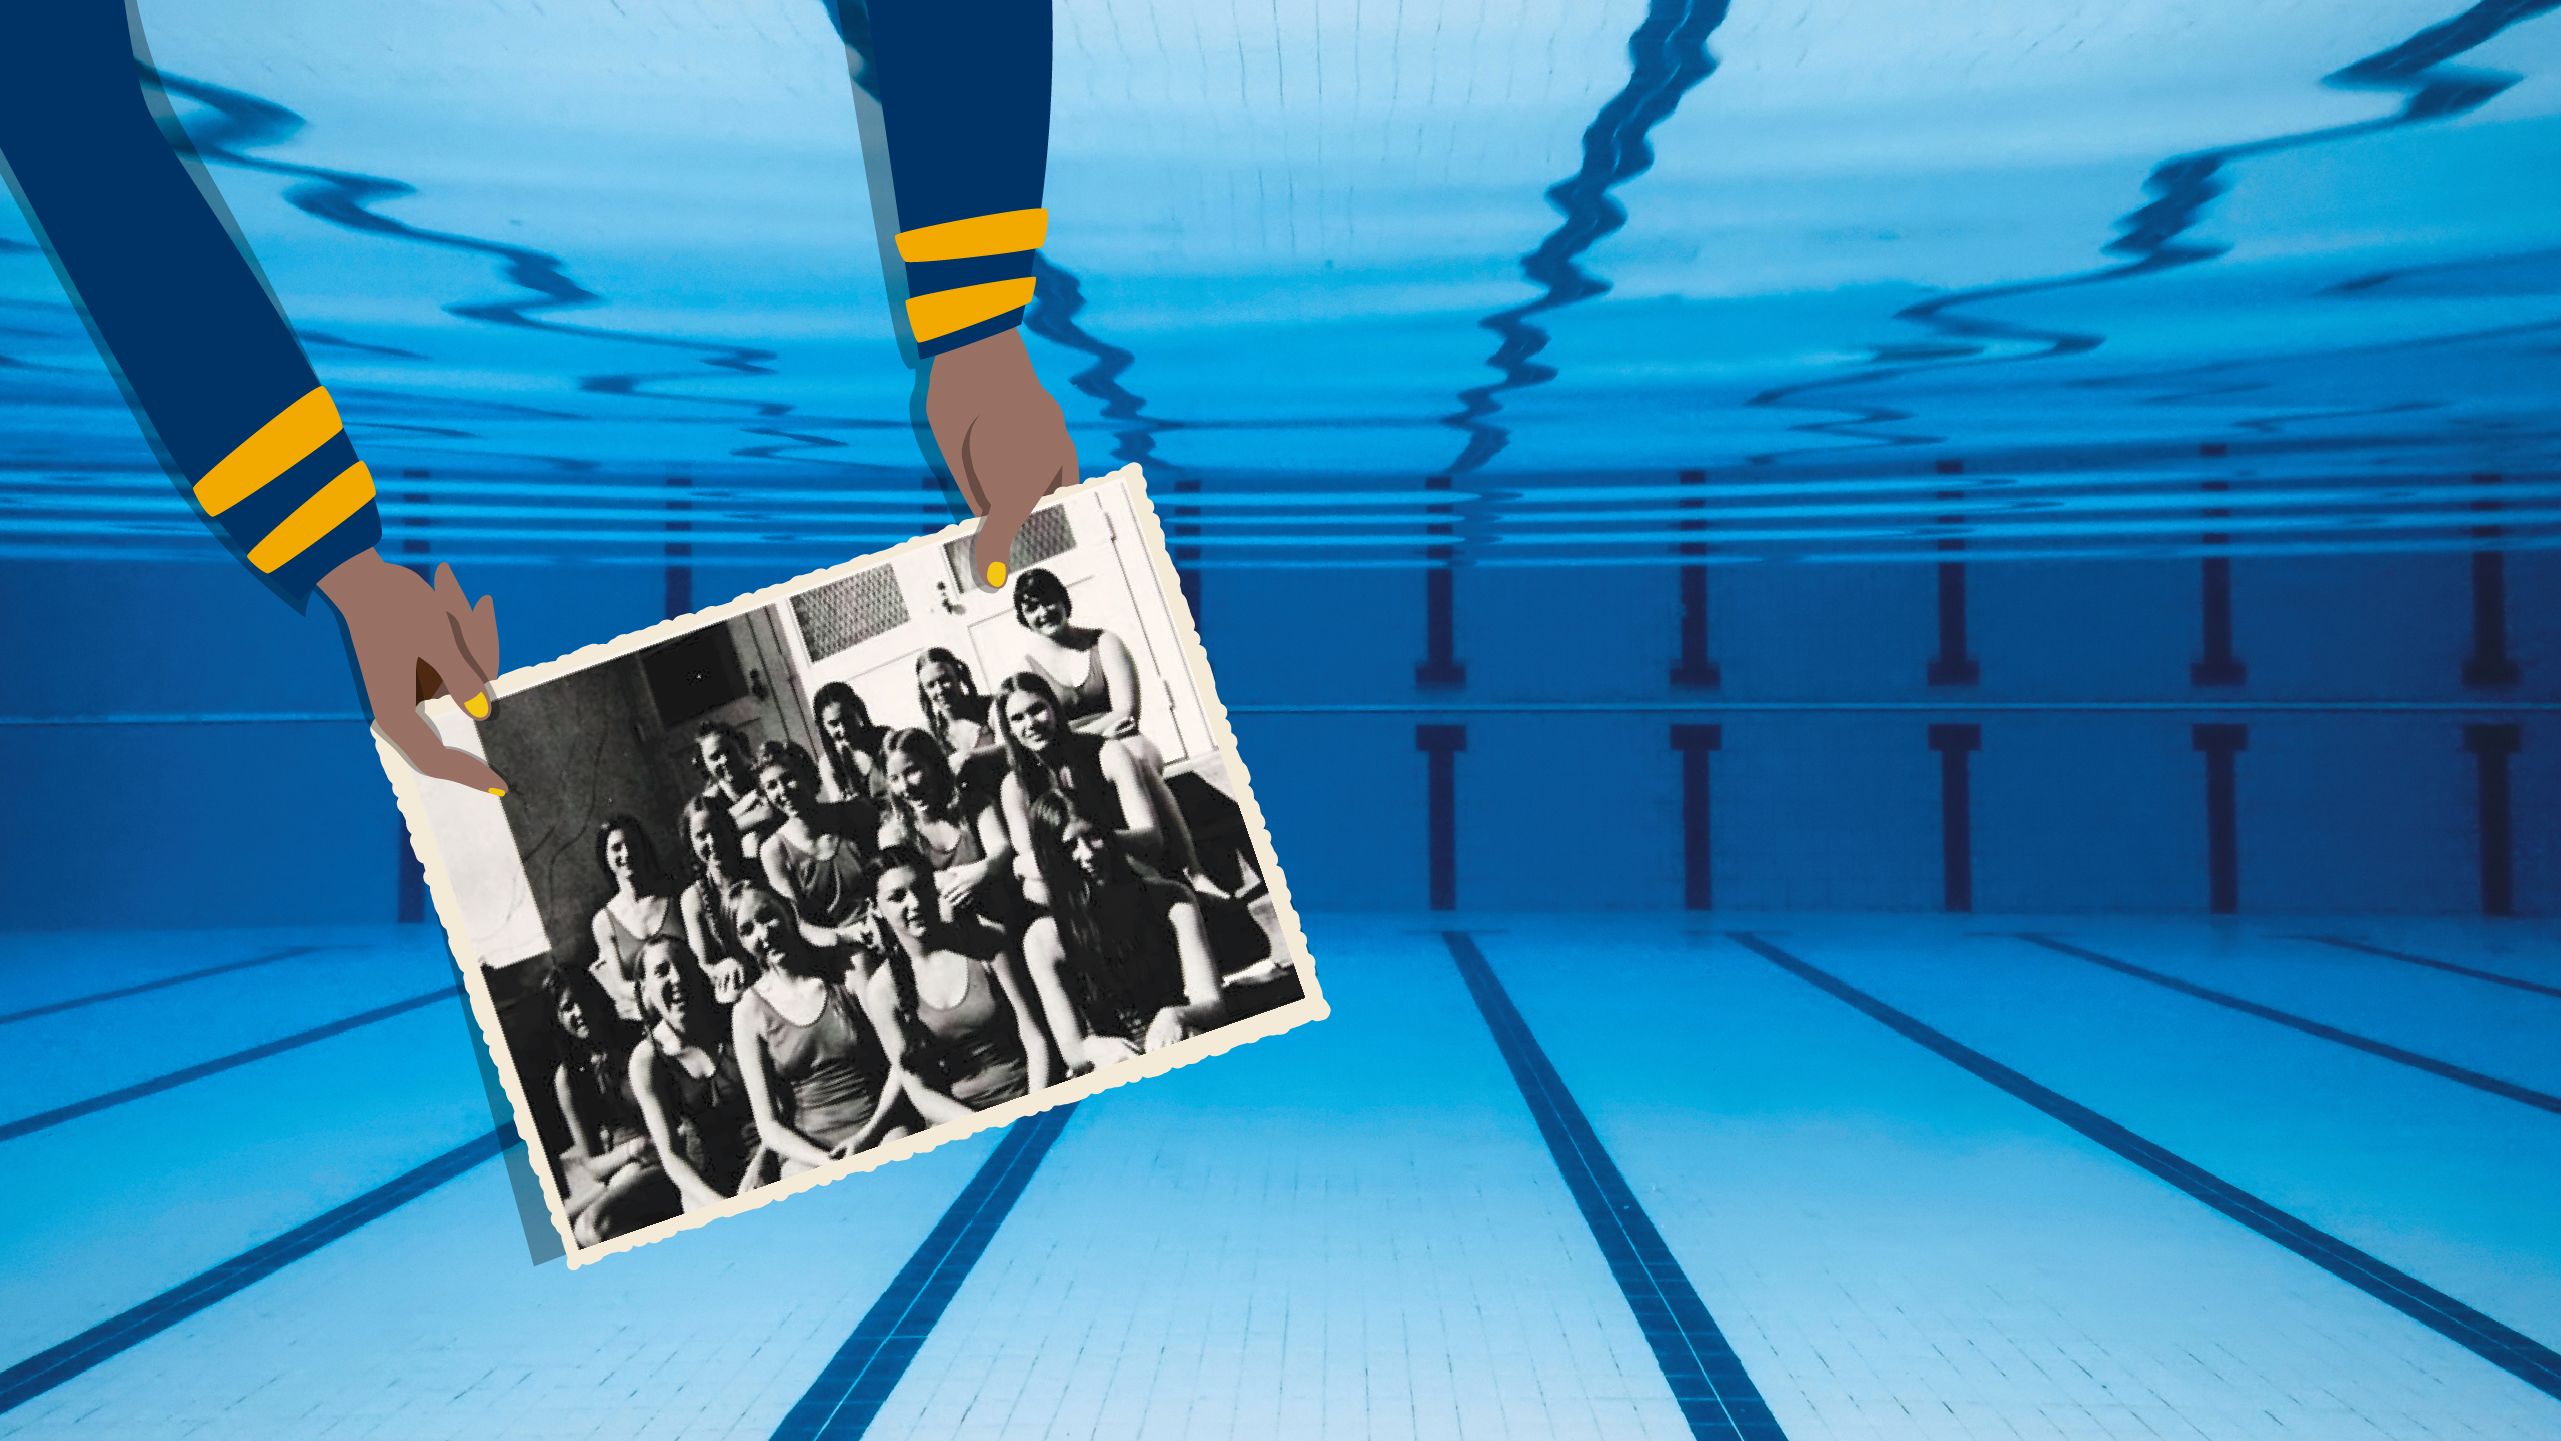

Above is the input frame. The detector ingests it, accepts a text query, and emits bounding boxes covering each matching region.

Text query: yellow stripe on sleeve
[905,278,1038,344]
[193,387,343,517]
[895,208,1049,263]
[247,460,375,573]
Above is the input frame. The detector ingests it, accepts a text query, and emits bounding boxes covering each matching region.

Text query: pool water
[3,2,2559,1436]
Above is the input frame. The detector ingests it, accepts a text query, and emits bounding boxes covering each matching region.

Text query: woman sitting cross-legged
[545,963,678,1244]
[725,881,911,1174]
[626,934,765,1209]
[1018,791,1226,1074]
[863,845,1054,1121]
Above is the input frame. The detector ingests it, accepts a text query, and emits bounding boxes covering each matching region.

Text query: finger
[375,704,510,794]
[424,610,497,720]
[456,591,500,680]
[970,462,1065,592]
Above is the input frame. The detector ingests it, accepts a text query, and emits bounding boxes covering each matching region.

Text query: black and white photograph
[383,467,1321,1264]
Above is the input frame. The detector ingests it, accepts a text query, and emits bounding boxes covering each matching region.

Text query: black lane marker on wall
[2305,936,2561,1002]
[772,1105,1078,1441]
[0,1125,512,1417]
[2193,723,2247,914]
[2017,934,2561,1116]
[1417,724,1468,910]
[665,471,695,620]
[2465,473,2519,687]
[1443,932,1788,1440]
[1929,723,1982,913]
[2191,453,2246,686]
[1672,724,1722,910]
[1726,931,2561,1402]
[0,989,454,1143]
[1927,458,1978,686]
[1671,468,1720,688]
[0,946,319,1027]
[2465,724,2521,917]
[1417,474,1467,688]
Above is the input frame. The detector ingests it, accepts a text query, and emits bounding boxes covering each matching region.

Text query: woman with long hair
[863,846,1053,1121]
[725,882,910,1173]
[588,814,682,1024]
[875,726,1013,925]
[993,672,1196,900]
[1008,567,1155,751]
[627,935,764,1209]
[675,796,756,1003]
[812,681,888,805]
[914,647,1007,806]
[545,962,677,1244]
[1019,791,1225,1073]
[753,739,883,955]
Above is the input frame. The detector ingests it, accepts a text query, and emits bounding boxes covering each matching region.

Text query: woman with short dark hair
[627,935,764,1208]
[546,963,677,1243]
[588,814,682,1024]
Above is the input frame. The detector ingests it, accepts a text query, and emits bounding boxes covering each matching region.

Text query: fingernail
[486,786,508,798]
[464,693,491,720]
[984,561,1008,588]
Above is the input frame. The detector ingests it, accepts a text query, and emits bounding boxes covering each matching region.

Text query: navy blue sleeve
[865,0,1054,358]
[0,3,381,605]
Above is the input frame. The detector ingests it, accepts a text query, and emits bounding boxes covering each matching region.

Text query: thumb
[971,463,1064,592]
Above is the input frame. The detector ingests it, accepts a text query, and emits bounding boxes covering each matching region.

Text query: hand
[924,328,1078,589]
[1084,1036,1141,1068]
[706,958,748,1005]
[939,865,982,910]
[318,551,507,794]
[1143,1006,1190,1053]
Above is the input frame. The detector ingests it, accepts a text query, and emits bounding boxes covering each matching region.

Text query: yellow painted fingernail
[463,692,491,719]
[985,561,1007,588]
[486,786,508,798]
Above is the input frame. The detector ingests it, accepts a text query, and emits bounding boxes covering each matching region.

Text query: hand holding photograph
[380,466,1324,1265]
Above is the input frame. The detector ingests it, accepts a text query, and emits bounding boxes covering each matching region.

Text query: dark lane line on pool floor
[1443,931,1789,1441]
[2017,933,2561,1116]
[0,945,323,1026]
[770,1104,1079,1441]
[0,1126,513,1416]
[0,987,456,1143]
[1728,931,2561,1402]
[2304,935,2561,1002]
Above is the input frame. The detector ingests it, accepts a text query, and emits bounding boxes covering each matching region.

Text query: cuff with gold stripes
[193,386,384,602]
[896,207,1046,357]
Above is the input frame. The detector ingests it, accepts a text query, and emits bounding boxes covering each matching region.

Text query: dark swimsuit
[911,941,1030,1109]
[651,1033,760,1198]
[1061,883,1189,1047]
[740,983,889,1151]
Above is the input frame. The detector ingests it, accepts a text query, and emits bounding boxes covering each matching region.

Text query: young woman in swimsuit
[914,647,1008,806]
[627,935,763,1208]
[863,846,1053,1122]
[546,963,678,1244]
[993,672,1195,904]
[725,883,911,1174]
[691,721,780,860]
[812,681,888,805]
[1018,792,1226,1074]
[875,726,1014,927]
[588,815,683,1024]
[1008,567,1164,761]
[675,796,756,1003]
[754,740,883,956]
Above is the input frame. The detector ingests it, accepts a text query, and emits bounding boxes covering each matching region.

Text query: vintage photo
[383,467,1322,1264]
